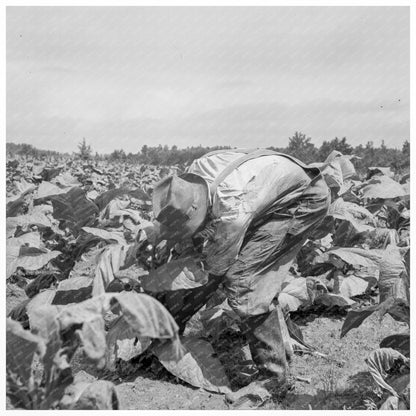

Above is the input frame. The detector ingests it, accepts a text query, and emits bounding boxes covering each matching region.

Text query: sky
[6,6,410,154]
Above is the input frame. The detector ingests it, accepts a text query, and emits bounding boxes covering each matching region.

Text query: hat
[152,173,209,241]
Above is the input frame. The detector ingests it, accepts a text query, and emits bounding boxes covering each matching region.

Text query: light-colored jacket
[187,150,320,275]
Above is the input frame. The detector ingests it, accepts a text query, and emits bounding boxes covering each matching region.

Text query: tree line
[7,132,410,175]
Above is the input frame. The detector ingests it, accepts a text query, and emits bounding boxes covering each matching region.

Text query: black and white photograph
[4,2,412,411]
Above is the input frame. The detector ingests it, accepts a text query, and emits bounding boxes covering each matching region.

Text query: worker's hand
[135,222,173,270]
[136,240,155,270]
[141,221,161,246]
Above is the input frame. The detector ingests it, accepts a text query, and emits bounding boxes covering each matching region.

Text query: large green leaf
[35,187,99,230]
[314,292,355,307]
[329,197,375,225]
[52,275,94,305]
[81,227,127,245]
[340,304,380,338]
[141,255,209,292]
[6,243,61,278]
[54,292,183,364]
[6,318,45,382]
[278,277,309,312]
[153,336,231,394]
[6,205,55,237]
[27,300,62,339]
[324,151,358,180]
[7,192,34,217]
[338,275,371,298]
[105,316,152,367]
[380,334,410,357]
[359,175,408,200]
[61,378,119,410]
[341,295,408,338]
[365,348,409,397]
[378,245,407,303]
[52,172,81,188]
[36,181,70,199]
[99,198,143,223]
[325,247,381,269]
[7,231,42,249]
[94,187,149,211]
[93,243,138,296]
[367,167,394,179]
[25,272,59,298]
[200,300,240,340]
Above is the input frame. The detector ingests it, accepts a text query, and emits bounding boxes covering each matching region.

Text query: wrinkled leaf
[360,175,408,200]
[52,275,94,305]
[93,244,138,296]
[26,289,59,334]
[141,255,209,292]
[325,247,381,269]
[52,172,81,188]
[153,336,231,394]
[341,304,380,338]
[365,348,409,397]
[278,277,309,312]
[385,298,409,324]
[378,245,407,303]
[82,227,127,245]
[6,205,55,237]
[379,395,407,410]
[338,275,371,298]
[6,318,45,382]
[106,315,152,367]
[200,300,240,340]
[324,150,358,180]
[225,381,271,408]
[367,166,394,179]
[341,296,406,339]
[7,231,42,249]
[94,187,149,211]
[314,292,355,307]
[7,193,34,217]
[77,317,107,366]
[116,338,152,362]
[380,334,410,357]
[7,245,61,278]
[37,181,70,199]
[62,380,119,410]
[36,187,99,230]
[25,272,59,298]
[14,178,37,196]
[329,197,375,225]
[56,292,182,363]
[332,220,374,247]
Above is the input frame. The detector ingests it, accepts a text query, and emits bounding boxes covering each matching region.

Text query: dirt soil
[70,306,405,410]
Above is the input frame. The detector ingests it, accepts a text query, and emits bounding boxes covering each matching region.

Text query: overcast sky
[7,6,409,154]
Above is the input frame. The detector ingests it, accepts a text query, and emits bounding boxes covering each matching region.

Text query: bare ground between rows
[67,309,405,410]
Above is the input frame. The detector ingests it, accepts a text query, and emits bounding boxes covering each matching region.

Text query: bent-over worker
[148,148,330,388]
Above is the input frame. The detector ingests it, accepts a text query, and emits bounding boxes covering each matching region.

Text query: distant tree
[140,145,150,163]
[17,143,37,157]
[109,149,127,162]
[318,137,353,161]
[402,140,410,158]
[77,138,92,160]
[286,131,318,164]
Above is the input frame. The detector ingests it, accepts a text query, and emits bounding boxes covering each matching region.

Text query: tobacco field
[5,151,410,410]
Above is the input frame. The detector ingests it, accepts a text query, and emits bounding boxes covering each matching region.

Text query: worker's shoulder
[199,149,308,168]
